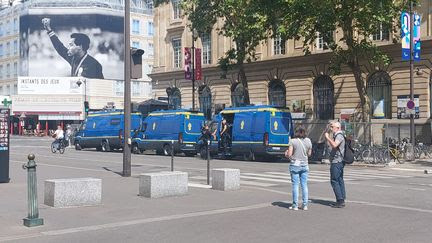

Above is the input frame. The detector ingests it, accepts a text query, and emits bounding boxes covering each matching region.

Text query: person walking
[285,127,312,211]
[324,121,346,208]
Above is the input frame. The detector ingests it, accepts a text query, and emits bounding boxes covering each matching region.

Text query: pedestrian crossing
[189,169,415,188]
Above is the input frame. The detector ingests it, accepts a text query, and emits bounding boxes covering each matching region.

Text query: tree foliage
[262,0,416,121]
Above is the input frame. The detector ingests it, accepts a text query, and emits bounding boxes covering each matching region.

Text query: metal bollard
[207,140,210,185]
[22,154,43,227]
[171,140,174,171]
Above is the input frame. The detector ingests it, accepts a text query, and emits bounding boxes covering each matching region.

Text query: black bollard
[171,140,174,171]
[22,154,43,227]
[207,140,210,185]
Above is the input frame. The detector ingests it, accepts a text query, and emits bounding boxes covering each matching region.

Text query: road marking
[373,185,392,188]
[0,202,271,242]
[408,183,432,187]
[407,188,426,191]
[190,176,277,187]
[188,183,212,189]
[244,172,330,181]
[11,160,111,173]
[390,168,426,172]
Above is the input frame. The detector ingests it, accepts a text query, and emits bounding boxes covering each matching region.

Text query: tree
[263,0,415,121]
[156,0,271,105]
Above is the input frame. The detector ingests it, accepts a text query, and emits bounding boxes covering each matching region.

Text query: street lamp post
[192,31,195,111]
[409,1,415,145]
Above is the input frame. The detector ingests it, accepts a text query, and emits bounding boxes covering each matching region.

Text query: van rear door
[269,113,291,148]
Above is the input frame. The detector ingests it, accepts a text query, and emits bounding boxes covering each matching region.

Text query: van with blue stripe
[74,110,142,152]
[198,105,293,160]
[132,110,205,156]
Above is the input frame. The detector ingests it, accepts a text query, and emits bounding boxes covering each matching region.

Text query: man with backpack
[324,121,346,208]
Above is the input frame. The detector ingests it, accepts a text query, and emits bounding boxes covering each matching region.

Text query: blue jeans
[330,162,346,201]
[289,165,309,208]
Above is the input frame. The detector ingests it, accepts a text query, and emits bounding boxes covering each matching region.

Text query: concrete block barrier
[44,178,102,207]
[211,168,240,191]
[139,171,188,198]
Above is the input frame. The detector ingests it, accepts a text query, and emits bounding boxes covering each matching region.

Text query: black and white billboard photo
[20,8,124,80]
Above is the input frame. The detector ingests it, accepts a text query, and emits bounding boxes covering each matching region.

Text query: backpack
[336,133,355,164]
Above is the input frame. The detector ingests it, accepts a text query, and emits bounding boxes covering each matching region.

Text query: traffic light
[84,101,89,114]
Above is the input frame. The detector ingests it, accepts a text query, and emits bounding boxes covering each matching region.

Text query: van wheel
[75,142,82,150]
[243,151,255,161]
[199,146,208,159]
[101,140,111,152]
[163,144,173,156]
[131,143,140,154]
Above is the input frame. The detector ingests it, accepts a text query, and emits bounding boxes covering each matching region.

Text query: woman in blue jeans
[285,127,312,210]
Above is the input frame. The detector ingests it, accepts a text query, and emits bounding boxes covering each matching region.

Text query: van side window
[110,118,121,125]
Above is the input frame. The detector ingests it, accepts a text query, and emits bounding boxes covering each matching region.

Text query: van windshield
[270,117,291,135]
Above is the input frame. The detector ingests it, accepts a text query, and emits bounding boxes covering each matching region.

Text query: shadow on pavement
[272,201,291,209]
[310,198,334,207]
[102,167,123,176]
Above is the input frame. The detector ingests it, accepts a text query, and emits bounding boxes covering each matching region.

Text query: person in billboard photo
[42,18,104,79]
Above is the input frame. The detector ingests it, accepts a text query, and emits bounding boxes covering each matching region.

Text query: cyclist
[52,125,65,150]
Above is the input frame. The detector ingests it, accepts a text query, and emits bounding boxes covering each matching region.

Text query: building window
[13,18,17,33]
[201,33,212,65]
[172,38,181,68]
[6,42,10,56]
[172,0,181,19]
[372,23,390,41]
[13,62,17,77]
[115,81,124,96]
[316,32,332,50]
[145,0,154,9]
[273,35,286,55]
[0,65,3,79]
[199,85,212,120]
[167,87,181,109]
[13,40,17,55]
[367,71,392,119]
[148,22,154,36]
[0,86,3,95]
[148,43,154,56]
[132,19,140,34]
[0,44,3,57]
[6,63,10,78]
[313,75,334,120]
[0,22,3,37]
[132,41,140,48]
[6,20,10,35]
[231,83,246,107]
[132,81,141,96]
[13,84,17,94]
[268,79,286,107]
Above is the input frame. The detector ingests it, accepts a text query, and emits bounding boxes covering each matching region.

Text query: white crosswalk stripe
[188,169,416,188]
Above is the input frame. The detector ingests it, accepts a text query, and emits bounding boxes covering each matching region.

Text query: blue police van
[74,110,143,152]
[132,110,205,156]
[198,105,293,160]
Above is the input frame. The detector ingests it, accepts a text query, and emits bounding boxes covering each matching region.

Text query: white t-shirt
[54,129,64,139]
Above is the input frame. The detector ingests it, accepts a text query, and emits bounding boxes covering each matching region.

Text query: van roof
[148,109,204,117]
[220,105,290,114]
[87,110,141,117]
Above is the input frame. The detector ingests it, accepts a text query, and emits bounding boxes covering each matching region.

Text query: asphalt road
[1,136,431,243]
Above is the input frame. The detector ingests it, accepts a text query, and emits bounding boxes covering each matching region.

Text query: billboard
[18,77,84,95]
[20,8,124,80]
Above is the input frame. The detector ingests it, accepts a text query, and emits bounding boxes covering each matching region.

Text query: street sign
[401,12,410,61]
[184,47,192,80]
[0,108,10,183]
[407,100,415,109]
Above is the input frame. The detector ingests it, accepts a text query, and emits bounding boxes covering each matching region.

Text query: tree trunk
[349,63,370,122]
[238,63,251,105]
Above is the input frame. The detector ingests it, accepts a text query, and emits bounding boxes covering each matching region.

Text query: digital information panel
[0,108,10,183]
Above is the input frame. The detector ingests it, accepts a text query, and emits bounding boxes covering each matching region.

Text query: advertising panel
[18,77,84,95]
[20,8,124,80]
[0,108,10,183]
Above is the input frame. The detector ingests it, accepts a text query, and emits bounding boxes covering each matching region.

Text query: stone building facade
[151,0,432,144]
